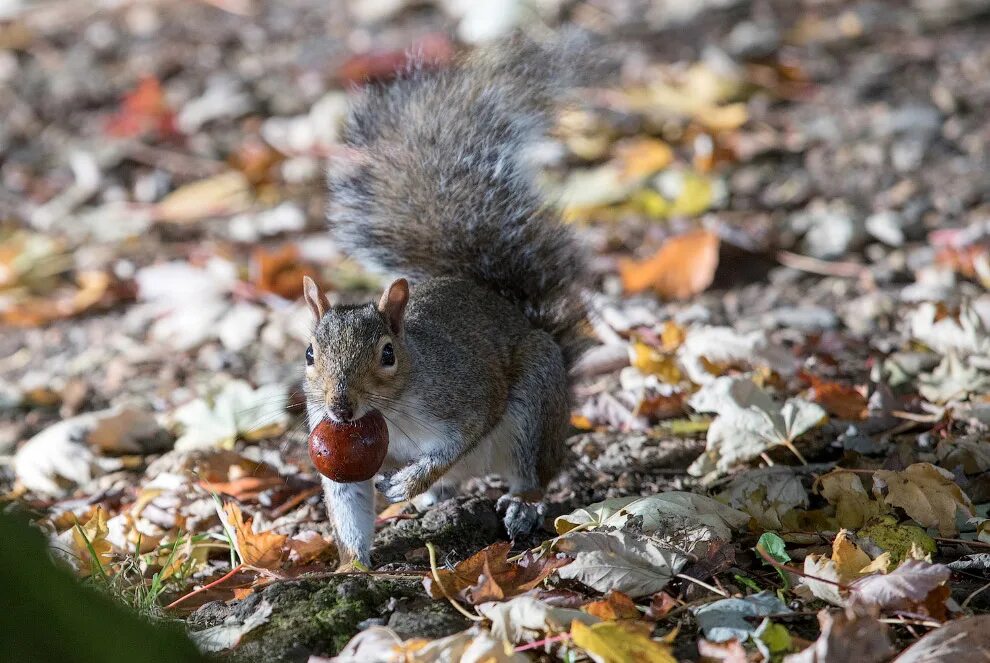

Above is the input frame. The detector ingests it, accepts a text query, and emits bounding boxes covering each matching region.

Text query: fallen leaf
[553,530,686,597]
[619,229,720,299]
[872,463,973,536]
[105,76,178,139]
[250,244,322,300]
[423,542,570,605]
[629,341,682,383]
[722,467,808,530]
[218,503,286,569]
[698,638,749,662]
[50,507,113,578]
[693,592,790,643]
[799,530,871,606]
[936,436,990,474]
[783,609,892,663]
[687,377,826,477]
[849,560,951,618]
[678,327,795,385]
[582,591,641,621]
[807,379,869,420]
[892,614,990,663]
[478,596,597,646]
[570,619,676,663]
[154,172,252,223]
[285,531,335,564]
[613,138,674,181]
[171,380,289,451]
[817,470,884,529]
[554,492,749,541]
[336,33,454,86]
[918,352,990,403]
[189,598,272,653]
[910,301,990,359]
[14,411,126,497]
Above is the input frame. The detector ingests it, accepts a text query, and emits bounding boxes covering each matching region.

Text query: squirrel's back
[327,35,592,370]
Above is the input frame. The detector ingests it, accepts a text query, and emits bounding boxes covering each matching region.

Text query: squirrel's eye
[305,344,314,366]
[381,342,395,367]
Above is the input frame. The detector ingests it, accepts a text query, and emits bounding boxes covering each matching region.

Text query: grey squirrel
[302,35,592,566]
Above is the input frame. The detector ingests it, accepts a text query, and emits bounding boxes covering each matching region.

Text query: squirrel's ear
[302,275,327,321]
[378,278,409,335]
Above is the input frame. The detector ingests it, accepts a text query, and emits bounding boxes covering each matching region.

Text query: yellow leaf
[831,530,871,579]
[71,507,113,578]
[614,138,674,181]
[818,470,884,529]
[629,341,682,383]
[221,502,286,569]
[659,321,687,352]
[155,172,252,223]
[570,620,676,663]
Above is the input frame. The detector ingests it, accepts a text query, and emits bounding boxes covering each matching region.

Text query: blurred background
[3,0,990,654]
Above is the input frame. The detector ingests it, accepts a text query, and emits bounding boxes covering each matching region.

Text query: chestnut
[308,411,389,482]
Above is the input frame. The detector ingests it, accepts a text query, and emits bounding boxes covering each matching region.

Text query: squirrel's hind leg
[496,331,570,539]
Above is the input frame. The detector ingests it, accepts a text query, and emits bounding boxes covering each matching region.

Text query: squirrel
[301,35,592,566]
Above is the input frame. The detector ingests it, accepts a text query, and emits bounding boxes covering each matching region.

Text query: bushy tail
[327,34,594,369]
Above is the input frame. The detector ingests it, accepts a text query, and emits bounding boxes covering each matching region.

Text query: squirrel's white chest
[379,395,453,465]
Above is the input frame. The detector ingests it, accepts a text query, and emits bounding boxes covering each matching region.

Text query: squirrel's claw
[375,465,429,503]
[496,494,547,540]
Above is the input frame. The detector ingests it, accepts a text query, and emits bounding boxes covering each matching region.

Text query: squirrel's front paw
[375,465,430,503]
[496,494,547,540]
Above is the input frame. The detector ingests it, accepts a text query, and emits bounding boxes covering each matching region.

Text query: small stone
[865,210,905,246]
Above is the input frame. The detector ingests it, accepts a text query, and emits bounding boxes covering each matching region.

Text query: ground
[3,0,990,661]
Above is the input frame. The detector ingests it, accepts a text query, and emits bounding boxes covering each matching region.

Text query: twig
[166,563,245,609]
[426,543,483,622]
[272,486,321,517]
[934,537,990,550]
[755,544,850,590]
[962,581,990,609]
[514,633,571,652]
[675,573,729,598]
[777,250,867,279]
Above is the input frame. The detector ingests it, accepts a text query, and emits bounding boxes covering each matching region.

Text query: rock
[865,211,906,246]
[188,576,466,662]
[725,20,781,60]
[790,201,866,259]
[764,306,839,331]
[372,496,504,565]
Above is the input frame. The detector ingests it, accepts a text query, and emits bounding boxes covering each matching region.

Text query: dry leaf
[154,172,252,223]
[478,596,598,646]
[849,560,951,619]
[872,463,973,536]
[582,591,641,621]
[807,378,869,420]
[553,531,686,598]
[783,609,892,663]
[614,138,674,181]
[250,244,322,300]
[423,542,570,605]
[51,506,114,578]
[619,229,720,299]
[629,341,682,383]
[892,614,990,663]
[219,502,286,569]
[105,76,178,138]
[570,619,676,663]
[817,470,884,529]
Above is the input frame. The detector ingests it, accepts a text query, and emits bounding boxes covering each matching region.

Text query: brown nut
[308,411,389,482]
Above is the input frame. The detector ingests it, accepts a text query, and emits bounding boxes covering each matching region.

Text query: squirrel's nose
[327,398,354,423]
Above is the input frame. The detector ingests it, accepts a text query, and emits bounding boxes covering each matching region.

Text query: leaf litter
[4,0,990,661]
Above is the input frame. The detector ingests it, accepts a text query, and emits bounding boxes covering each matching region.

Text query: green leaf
[757,532,790,564]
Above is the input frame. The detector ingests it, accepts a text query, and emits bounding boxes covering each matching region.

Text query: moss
[195,575,466,662]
